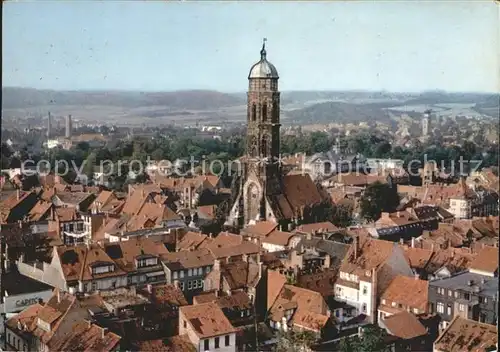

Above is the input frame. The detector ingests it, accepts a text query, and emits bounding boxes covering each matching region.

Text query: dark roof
[3,269,53,295]
[430,271,498,297]
[298,238,350,268]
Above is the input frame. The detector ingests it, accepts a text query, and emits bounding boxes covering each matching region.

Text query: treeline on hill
[1,129,498,190]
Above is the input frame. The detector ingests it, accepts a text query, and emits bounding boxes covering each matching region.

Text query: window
[454,291,459,298]
[381,299,386,305]
[197,267,202,275]
[184,320,187,328]
[204,339,209,351]
[225,335,230,346]
[188,281,192,290]
[262,103,267,121]
[241,311,245,317]
[173,271,178,280]
[179,282,185,291]
[92,281,97,291]
[361,303,367,313]
[413,308,419,314]
[180,270,185,279]
[464,293,470,300]
[251,104,257,121]
[188,269,192,276]
[199,279,204,289]
[215,337,220,349]
[448,290,453,297]
[362,286,368,295]
[447,304,452,315]
[206,266,211,274]
[459,304,466,312]
[437,302,444,314]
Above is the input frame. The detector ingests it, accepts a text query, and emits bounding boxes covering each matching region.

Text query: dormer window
[136,255,158,268]
[90,262,115,275]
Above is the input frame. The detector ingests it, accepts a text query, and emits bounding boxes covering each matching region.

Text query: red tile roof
[382,311,427,339]
[469,246,499,275]
[434,316,497,352]
[180,302,237,339]
[381,275,429,312]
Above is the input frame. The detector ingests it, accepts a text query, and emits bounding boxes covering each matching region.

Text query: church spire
[260,38,267,60]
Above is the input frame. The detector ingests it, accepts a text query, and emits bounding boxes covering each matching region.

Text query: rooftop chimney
[411,237,415,248]
[213,259,221,271]
[56,289,61,303]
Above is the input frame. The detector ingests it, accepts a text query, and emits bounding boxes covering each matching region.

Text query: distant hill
[400,91,497,107]
[1,87,244,110]
[286,91,499,123]
[286,101,394,124]
[280,90,413,105]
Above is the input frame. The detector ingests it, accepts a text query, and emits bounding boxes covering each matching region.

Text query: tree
[320,202,353,228]
[359,182,400,222]
[332,203,354,228]
[339,325,392,352]
[273,329,318,352]
[82,152,97,183]
[374,142,391,158]
[151,148,165,161]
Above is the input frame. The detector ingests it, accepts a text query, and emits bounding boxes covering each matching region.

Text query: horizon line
[2,86,499,96]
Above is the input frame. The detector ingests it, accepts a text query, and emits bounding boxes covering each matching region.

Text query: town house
[334,236,414,323]
[267,270,332,339]
[428,271,498,330]
[163,248,215,297]
[179,302,237,352]
[377,275,429,321]
[102,237,170,286]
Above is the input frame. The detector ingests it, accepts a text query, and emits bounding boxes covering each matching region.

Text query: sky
[3,1,499,93]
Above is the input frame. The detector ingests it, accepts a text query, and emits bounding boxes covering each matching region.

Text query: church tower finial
[260,38,267,60]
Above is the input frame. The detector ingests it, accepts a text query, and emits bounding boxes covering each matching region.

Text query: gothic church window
[252,104,257,121]
[262,103,267,121]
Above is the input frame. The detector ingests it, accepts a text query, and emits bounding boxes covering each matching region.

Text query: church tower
[242,39,283,225]
[226,40,325,229]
